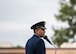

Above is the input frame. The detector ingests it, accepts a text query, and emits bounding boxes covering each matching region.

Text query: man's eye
[41,29,44,31]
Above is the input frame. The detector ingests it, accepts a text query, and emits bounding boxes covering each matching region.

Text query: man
[25,21,46,54]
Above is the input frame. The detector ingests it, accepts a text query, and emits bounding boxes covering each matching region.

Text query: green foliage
[15,45,23,48]
[52,0,76,47]
[70,0,76,5]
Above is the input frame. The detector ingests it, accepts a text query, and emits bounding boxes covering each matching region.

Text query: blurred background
[0,0,76,49]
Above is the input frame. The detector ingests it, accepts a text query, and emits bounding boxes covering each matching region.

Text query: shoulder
[32,35,41,42]
[26,35,41,44]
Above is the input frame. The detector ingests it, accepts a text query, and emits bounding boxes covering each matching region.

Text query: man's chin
[40,35,44,37]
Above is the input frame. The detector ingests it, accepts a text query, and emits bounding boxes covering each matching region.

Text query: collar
[34,33,41,38]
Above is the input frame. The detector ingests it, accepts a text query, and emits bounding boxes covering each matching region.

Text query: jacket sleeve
[36,39,46,54]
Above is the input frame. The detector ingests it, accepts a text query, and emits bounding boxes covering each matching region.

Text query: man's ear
[35,28,39,33]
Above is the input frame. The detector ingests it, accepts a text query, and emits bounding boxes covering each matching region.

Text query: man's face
[35,28,45,37]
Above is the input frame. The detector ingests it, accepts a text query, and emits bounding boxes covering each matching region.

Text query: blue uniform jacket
[25,35,46,54]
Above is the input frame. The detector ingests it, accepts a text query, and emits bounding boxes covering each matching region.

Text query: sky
[0,0,69,48]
